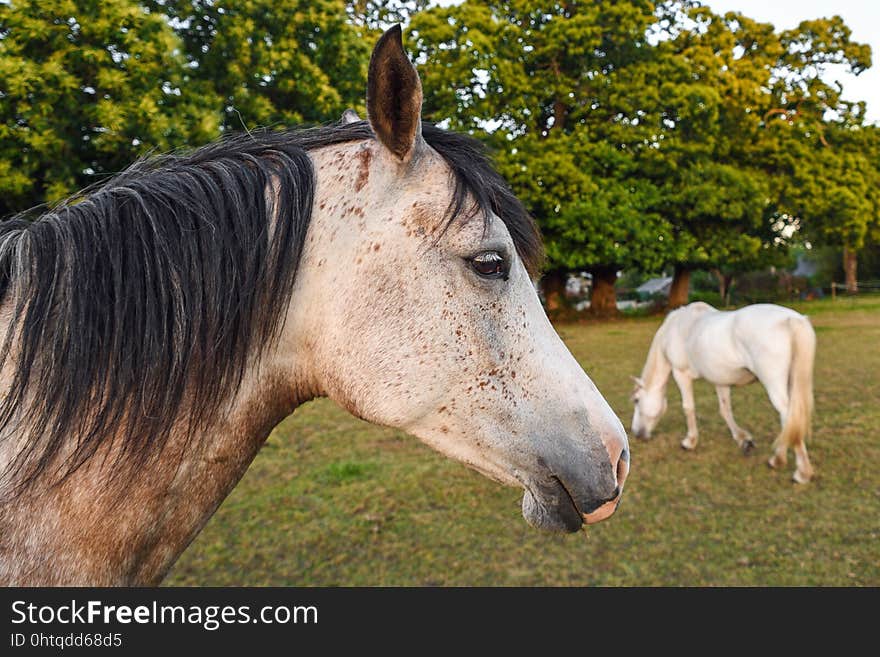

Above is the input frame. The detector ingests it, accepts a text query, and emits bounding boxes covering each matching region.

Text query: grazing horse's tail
[778,316,816,453]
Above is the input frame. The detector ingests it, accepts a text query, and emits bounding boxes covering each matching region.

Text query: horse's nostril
[616,452,629,487]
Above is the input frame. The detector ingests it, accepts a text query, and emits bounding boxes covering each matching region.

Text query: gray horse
[0,26,628,585]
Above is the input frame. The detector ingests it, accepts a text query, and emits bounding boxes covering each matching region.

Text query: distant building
[636,276,673,297]
[565,271,592,298]
[792,254,818,278]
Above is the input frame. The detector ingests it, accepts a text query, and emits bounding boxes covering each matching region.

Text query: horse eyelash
[473,251,503,263]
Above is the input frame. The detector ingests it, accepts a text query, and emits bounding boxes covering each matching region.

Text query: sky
[433,0,880,124]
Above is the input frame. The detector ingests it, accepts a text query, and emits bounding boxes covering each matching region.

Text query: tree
[498,134,676,315]
[408,2,871,314]
[760,13,873,294]
[635,6,786,307]
[408,0,679,315]
[787,121,880,293]
[655,161,773,307]
[153,0,372,131]
[634,3,871,307]
[0,0,220,215]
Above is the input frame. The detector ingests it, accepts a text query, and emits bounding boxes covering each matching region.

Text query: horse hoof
[792,470,812,484]
[741,439,755,455]
[767,456,782,470]
[680,438,696,451]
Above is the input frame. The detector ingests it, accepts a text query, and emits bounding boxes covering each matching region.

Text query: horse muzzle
[520,438,630,533]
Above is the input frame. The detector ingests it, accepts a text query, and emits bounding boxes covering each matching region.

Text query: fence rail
[830,281,880,298]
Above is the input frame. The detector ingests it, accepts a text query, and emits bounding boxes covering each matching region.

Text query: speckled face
[285,138,630,532]
[277,26,629,533]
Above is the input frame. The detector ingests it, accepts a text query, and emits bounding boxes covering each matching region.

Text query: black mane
[0,120,542,494]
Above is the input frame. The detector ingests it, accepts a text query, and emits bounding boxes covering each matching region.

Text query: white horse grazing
[631,302,816,483]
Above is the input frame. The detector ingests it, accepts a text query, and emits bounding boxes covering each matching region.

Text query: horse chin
[521,488,584,533]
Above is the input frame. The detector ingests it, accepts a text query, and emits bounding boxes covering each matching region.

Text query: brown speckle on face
[355,148,372,192]
[404,202,436,232]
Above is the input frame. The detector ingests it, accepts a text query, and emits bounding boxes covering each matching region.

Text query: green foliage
[0,0,376,215]
[493,131,678,272]
[611,5,776,276]
[687,289,724,307]
[153,0,371,131]
[1,0,875,281]
[788,123,880,252]
[409,1,875,282]
[0,0,220,214]
[751,12,876,259]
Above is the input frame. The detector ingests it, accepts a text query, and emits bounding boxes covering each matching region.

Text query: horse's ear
[367,24,423,163]
[341,108,361,124]
[631,376,645,388]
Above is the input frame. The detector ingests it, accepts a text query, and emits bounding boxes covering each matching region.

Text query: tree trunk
[553,99,568,132]
[843,246,858,294]
[550,59,568,134]
[668,264,691,309]
[712,268,734,306]
[588,267,619,317]
[541,269,568,312]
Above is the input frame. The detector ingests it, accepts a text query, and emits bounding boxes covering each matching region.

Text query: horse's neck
[0,366,304,586]
[642,322,672,392]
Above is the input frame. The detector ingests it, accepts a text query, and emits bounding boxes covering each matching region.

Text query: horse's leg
[715,385,754,454]
[763,381,789,471]
[672,369,699,450]
[765,381,814,483]
[792,439,814,484]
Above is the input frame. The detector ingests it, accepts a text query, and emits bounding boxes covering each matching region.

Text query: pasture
[167,296,880,586]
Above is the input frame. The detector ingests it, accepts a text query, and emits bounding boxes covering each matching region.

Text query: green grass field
[167,296,880,586]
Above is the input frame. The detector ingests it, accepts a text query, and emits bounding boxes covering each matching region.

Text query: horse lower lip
[552,476,584,520]
[521,486,582,533]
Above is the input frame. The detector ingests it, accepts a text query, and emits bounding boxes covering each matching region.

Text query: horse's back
[691,303,807,344]
[694,304,810,385]
[662,302,719,372]
[679,303,807,385]
[732,303,806,329]
[731,303,812,372]
[683,305,748,381]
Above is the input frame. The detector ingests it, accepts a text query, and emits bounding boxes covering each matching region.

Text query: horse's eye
[470,251,508,280]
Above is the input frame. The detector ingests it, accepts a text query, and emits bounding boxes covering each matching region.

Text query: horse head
[285,27,629,531]
[631,375,668,439]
